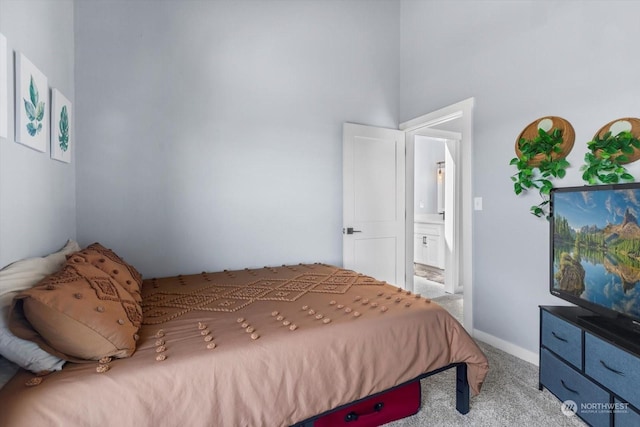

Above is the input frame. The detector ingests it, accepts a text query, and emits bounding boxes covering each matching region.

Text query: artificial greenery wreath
[581,130,640,184]
[510,128,570,218]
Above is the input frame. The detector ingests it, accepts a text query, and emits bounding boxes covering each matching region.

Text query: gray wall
[414,136,444,215]
[6,0,636,358]
[400,0,640,354]
[0,0,76,268]
[74,0,399,277]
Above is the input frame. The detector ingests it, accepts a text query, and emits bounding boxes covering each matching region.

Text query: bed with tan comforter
[0,263,488,426]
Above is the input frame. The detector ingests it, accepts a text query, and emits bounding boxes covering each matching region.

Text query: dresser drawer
[541,310,583,369]
[540,348,610,427]
[585,333,640,410]
[614,399,640,427]
[414,223,441,236]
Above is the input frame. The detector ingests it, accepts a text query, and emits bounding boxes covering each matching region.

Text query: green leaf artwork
[58,105,69,152]
[23,75,45,137]
[24,99,36,121]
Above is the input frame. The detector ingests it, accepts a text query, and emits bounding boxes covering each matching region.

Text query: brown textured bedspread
[0,264,488,426]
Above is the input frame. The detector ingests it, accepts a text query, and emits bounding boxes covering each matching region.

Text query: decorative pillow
[67,243,142,303]
[0,240,81,296]
[10,261,142,361]
[0,240,79,374]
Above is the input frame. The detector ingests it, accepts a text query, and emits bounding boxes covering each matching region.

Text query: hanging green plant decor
[510,117,575,218]
[511,129,570,217]
[581,120,640,185]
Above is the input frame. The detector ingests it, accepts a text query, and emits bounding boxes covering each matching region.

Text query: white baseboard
[473,329,539,366]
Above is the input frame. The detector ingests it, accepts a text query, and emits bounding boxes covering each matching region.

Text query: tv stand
[539,306,640,426]
[577,315,640,354]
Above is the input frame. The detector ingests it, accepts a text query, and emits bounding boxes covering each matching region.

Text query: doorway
[413,135,448,298]
[400,98,474,333]
[342,98,475,333]
[406,128,460,296]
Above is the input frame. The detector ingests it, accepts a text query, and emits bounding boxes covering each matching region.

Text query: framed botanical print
[51,89,71,163]
[15,52,48,152]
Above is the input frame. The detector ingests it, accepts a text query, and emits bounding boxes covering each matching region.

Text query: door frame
[400,97,474,333]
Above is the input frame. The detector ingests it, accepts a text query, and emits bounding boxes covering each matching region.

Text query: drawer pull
[560,379,579,395]
[551,331,568,343]
[599,360,625,376]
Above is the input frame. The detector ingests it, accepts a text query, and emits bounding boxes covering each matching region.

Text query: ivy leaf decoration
[58,105,69,152]
[510,126,570,219]
[581,129,638,184]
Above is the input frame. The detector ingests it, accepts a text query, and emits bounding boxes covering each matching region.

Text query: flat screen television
[550,183,640,343]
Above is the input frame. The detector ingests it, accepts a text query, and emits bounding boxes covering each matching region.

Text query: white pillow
[0,239,81,296]
[0,240,80,373]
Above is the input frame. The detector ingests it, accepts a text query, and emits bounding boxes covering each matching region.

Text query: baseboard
[473,329,539,366]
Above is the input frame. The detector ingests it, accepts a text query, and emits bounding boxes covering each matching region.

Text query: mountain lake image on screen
[552,185,640,322]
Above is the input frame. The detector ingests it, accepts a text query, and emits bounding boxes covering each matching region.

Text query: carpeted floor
[431,294,463,323]
[384,295,586,427]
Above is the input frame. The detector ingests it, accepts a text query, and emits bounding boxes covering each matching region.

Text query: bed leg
[455,363,470,415]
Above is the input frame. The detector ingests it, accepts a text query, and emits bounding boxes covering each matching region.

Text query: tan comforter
[0,264,488,426]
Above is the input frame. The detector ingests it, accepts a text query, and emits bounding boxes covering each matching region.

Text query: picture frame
[0,33,7,139]
[15,52,48,152]
[50,89,71,163]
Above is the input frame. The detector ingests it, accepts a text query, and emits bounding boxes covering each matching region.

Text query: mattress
[0,264,488,426]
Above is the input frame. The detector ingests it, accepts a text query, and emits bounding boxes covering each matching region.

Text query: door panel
[343,123,405,287]
[354,137,397,222]
[354,237,397,284]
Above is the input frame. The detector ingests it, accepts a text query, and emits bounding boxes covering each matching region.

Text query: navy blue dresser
[539,306,640,427]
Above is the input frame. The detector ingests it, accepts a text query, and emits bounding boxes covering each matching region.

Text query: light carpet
[385,295,586,427]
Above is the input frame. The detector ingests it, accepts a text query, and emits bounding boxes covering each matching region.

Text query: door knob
[344,227,362,235]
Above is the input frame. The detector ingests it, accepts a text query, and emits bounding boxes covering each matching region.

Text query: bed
[0,243,488,426]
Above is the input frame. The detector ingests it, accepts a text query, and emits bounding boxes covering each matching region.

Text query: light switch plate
[474,197,483,211]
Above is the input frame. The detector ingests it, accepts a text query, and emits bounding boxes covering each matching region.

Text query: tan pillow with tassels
[10,260,142,362]
[67,242,143,303]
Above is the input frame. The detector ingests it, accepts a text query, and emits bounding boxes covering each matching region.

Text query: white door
[343,123,405,287]
[443,137,459,293]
